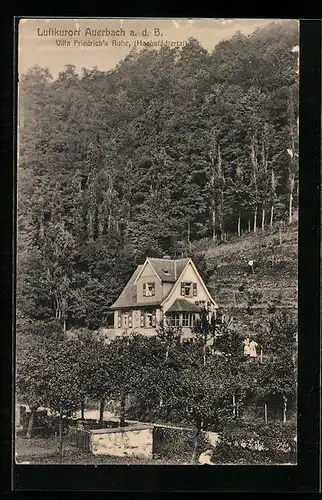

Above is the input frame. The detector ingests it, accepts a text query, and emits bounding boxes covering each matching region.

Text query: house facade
[100,256,218,341]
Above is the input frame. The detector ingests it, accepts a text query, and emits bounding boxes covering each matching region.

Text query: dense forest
[17,21,299,331]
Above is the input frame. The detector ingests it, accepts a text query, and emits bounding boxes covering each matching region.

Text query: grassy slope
[198,219,298,334]
[14,436,185,465]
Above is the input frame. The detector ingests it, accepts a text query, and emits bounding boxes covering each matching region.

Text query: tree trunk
[236,401,240,419]
[57,418,63,460]
[26,410,36,439]
[283,395,288,424]
[81,400,85,420]
[232,393,236,418]
[99,398,105,424]
[279,226,282,245]
[107,212,112,231]
[261,207,265,231]
[237,212,241,237]
[63,319,66,333]
[191,424,201,464]
[288,193,293,225]
[270,204,274,228]
[203,334,207,366]
[220,224,224,241]
[165,345,169,362]
[264,402,268,424]
[39,215,45,239]
[253,206,258,233]
[212,208,216,241]
[120,394,126,427]
[248,219,251,233]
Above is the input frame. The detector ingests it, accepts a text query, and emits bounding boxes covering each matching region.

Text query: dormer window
[143,282,155,297]
[162,269,171,276]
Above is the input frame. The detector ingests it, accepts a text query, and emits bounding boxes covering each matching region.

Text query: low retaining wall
[90,424,154,459]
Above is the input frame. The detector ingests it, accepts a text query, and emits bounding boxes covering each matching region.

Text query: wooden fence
[68,426,91,452]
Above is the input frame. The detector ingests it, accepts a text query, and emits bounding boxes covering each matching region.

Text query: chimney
[174,260,177,280]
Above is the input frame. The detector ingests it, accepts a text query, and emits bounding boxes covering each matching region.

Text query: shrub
[153,427,210,462]
[214,421,296,464]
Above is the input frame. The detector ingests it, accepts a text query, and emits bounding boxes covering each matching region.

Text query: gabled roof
[110,258,190,310]
[109,257,217,311]
[110,265,143,310]
[161,258,218,309]
[166,298,202,313]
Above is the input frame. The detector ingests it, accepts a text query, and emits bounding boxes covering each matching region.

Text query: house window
[181,282,197,297]
[182,313,190,327]
[182,313,196,327]
[169,313,180,327]
[118,311,122,328]
[128,313,132,328]
[146,311,156,327]
[140,311,145,327]
[143,282,155,297]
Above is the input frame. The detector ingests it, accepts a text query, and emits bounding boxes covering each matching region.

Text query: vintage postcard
[16,17,299,467]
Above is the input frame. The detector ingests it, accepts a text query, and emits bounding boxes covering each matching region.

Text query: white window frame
[182,312,190,327]
[145,310,156,327]
[144,282,155,297]
[170,312,180,327]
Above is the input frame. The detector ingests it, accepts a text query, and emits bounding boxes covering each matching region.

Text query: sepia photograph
[15,17,299,467]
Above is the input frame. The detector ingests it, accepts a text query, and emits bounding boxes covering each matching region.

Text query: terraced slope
[199,220,298,334]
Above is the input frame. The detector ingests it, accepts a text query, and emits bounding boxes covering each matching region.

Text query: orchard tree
[16,319,65,437]
[67,332,113,422]
[172,354,231,463]
[107,334,157,426]
[257,311,297,423]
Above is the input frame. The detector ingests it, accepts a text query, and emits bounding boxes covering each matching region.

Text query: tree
[68,332,113,423]
[16,333,82,456]
[171,350,232,463]
[208,132,225,240]
[43,339,82,458]
[107,335,154,426]
[286,87,298,224]
[257,311,297,423]
[212,316,251,420]
[16,318,65,437]
[192,308,222,366]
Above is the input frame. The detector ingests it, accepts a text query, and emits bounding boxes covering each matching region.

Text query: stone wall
[90,424,153,459]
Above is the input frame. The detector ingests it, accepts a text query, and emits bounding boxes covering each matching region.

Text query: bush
[214,421,297,464]
[153,427,210,462]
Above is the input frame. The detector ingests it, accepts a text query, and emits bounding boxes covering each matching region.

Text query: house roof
[147,258,190,283]
[110,258,190,310]
[110,265,143,310]
[166,298,203,313]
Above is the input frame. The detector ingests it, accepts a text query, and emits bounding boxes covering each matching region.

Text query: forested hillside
[17,21,299,332]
